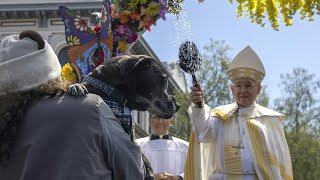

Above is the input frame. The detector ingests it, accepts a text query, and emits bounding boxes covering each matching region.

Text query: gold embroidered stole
[184,131,201,180]
[245,119,293,180]
[245,119,273,179]
[223,114,243,180]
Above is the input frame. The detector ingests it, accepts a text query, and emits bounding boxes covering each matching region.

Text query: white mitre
[228,45,265,84]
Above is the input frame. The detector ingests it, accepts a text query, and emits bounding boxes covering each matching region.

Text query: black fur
[70,55,179,119]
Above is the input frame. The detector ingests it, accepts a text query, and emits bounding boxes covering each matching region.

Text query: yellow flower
[61,63,77,82]
[253,0,266,26]
[118,41,128,52]
[232,0,320,30]
[265,0,279,30]
[67,35,80,46]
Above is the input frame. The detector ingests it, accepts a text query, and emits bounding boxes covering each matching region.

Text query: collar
[238,102,256,114]
[102,96,133,137]
[82,75,128,106]
[150,134,172,141]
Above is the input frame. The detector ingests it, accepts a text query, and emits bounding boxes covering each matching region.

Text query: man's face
[149,114,173,135]
[231,78,261,108]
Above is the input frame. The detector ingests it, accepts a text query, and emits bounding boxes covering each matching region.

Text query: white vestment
[136,136,189,178]
[184,102,293,180]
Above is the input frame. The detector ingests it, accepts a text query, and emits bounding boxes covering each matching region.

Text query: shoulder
[172,137,189,147]
[213,103,237,111]
[211,103,238,121]
[135,137,150,146]
[253,104,285,121]
[39,93,102,108]
[80,93,104,107]
[29,93,102,116]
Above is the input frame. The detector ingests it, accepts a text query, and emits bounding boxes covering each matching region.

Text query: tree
[256,85,269,107]
[230,0,320,30]
[171,89,192,141]
[285,130,320,180]
[274,68,320,134]
[274,68,320,179]
[198,39,233,108]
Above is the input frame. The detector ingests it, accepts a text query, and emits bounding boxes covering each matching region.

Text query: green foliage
[171,89,192,141]
[274,68,320,135]
[285,130,320,179]
[256,85,269,107]
[198,39,233,108]
[274,68,320,178]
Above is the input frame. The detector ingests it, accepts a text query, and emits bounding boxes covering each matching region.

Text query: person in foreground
[0,30,145,180]
[184,46,293,180]
[136,113,189,180]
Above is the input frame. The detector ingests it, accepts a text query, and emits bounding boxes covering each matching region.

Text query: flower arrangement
[60,0,205,82]
[110,0,184,55]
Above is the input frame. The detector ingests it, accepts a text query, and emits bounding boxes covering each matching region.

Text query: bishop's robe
[184,102,293,180]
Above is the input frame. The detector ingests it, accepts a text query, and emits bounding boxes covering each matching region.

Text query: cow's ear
[119,55,152,76]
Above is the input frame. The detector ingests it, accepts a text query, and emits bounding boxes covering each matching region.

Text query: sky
[142,0,320,104]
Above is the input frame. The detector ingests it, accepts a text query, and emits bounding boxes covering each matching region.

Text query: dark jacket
[0,94,144,180]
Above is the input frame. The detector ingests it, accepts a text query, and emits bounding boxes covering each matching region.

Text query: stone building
[0,0,187,138]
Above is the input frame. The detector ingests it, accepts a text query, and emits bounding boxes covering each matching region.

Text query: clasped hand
[190,86,204,104]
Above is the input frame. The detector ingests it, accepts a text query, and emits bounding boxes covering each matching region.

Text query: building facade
[0,0,187,138]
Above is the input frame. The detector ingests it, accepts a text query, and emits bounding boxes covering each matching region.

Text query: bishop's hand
[190,86,204,106]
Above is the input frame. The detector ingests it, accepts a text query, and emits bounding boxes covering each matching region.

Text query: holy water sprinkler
[178,41,203,108]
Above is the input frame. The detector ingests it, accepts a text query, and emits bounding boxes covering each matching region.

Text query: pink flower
[114,24,128,35]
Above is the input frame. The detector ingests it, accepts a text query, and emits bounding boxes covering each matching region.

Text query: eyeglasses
[233,83,258,91]
[150,114,169,121]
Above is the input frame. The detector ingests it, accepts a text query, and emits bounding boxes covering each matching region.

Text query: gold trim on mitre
[228,67,264,84]
[228,46,265,84]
